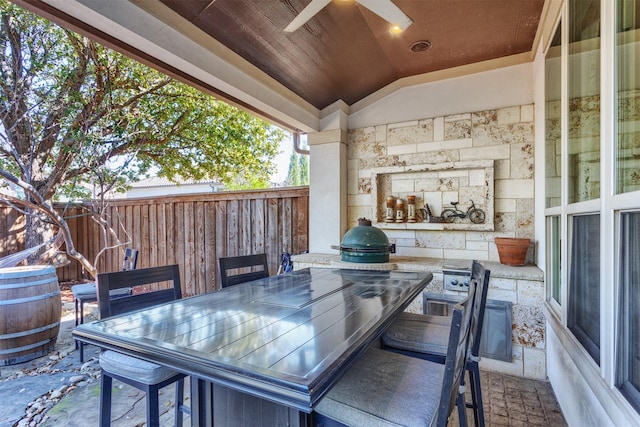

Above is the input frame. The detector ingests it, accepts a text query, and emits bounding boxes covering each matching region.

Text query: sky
[272,135,293,182]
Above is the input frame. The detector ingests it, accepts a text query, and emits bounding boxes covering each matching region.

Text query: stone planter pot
[495,237,530,266]
[0,265,61,365]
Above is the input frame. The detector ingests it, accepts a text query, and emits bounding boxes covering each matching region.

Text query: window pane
[568,0,601,203]
[616,0,640,194]
[568,214,600,364]
[617,211,640,409]
[546,23,562,209]
[546,216,562,304]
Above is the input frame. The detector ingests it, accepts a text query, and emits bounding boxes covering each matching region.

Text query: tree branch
[0,171,97,277]
[82,74,173,131]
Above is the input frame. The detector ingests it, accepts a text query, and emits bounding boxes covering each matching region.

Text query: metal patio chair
[72,248,139,362]
[96,264,189,427]
[314,279,476,427]
[218,253,269,288]
[382,260,491,426]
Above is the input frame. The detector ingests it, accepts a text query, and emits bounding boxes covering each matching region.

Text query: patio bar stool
[381,260,491,427]
[72,248,138,362]
[314,280,476,427]
[96,264,189,427]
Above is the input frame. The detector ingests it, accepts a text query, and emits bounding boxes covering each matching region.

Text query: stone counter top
[291,253,543,281]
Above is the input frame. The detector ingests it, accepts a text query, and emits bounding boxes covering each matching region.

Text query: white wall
[546,320,613,426]
[308,133,347,253]
[348,63,534,130]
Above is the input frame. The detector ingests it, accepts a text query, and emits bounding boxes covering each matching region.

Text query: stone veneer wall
[347,104,536,263]
[342,103,546,379]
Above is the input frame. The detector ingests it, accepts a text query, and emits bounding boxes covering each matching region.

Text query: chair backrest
[96,264,182,319]
[122,248,139,271]
[218,253,269,288]
[468,260,491,358]
[436,278,476,426]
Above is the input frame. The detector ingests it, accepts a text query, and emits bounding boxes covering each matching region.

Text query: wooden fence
[0,187,309,296]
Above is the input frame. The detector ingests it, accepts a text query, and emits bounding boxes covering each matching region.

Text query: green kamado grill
[340,218,395,263]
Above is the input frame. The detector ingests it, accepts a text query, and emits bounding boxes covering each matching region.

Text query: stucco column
[308,129,348,253]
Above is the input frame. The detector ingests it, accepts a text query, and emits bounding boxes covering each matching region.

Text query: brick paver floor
[449,370,567,426]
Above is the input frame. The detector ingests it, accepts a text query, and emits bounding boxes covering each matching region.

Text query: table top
[74,267,432,411]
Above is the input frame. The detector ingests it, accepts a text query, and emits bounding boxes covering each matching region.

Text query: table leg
[190,377,213,427]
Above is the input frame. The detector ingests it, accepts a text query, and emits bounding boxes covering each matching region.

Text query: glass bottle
[395,198,405,223]
[407,195,416,222]
[385,196,395,223]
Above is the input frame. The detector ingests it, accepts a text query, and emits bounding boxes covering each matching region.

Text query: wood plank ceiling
[159,0,545,110]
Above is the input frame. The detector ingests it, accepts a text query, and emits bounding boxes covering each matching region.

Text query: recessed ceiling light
[390,25,403,34]
[410,40,432,53]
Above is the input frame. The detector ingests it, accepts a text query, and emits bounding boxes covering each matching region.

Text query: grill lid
[340,218,395,263]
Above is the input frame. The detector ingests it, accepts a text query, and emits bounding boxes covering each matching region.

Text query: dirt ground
[58,281,84,304]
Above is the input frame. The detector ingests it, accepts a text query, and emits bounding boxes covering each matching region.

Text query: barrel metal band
[0,321,60,339]
[0,277,58,289]
[0,291,61,305]
[0,338,54,355]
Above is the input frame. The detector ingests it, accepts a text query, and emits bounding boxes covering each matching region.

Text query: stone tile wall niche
[347,104,535,264]
[370,160,495,231]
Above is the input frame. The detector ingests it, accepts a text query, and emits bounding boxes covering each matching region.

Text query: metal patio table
[73,267,432,426]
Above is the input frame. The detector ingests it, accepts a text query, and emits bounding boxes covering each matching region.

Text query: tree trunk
[25,207,54,264]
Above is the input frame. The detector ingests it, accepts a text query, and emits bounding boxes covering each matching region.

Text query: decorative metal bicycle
[440,199,486,224]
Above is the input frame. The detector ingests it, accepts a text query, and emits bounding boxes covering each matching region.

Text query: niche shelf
[370,160,495,232]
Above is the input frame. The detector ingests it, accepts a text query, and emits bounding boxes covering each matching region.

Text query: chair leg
[175,378,185,427]
[74,298,80,327]
[80,299,86,325]
[457,387,468,427]
[100,373,113,427]
[78,300,85,362]
[74,298,80,350]
[468,362,485,427]
[147,385,161,427]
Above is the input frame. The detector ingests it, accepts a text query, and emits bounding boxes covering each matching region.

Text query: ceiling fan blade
[284,0,333,32]
[356,0,413,31]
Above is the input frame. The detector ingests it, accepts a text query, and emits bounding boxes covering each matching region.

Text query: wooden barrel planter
[0,266,61,366]
[495,237,531,266]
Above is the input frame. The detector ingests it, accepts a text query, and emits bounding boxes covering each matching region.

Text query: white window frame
[543,0,640,408]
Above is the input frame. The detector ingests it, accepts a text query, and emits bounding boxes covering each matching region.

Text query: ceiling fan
[284,0,413,33]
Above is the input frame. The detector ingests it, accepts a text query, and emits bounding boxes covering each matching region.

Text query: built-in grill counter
[426,260,512,362]
[291,253,546,379]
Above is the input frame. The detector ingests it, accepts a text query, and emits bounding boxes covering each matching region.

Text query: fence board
[65,206,80,280]
[255,200,265,255]
[194,202,206,294]
[156,204,167,267]
[266,198,279,274]
[174,202,186,294]
[149,204,158,268]
[227,200,239,257]
[204,202,216,292]
[294,196,310,255]
[241,199,250,255]
[125,205,134,267]
[132,205,142,268]
[214,200,227,288]
[0,188,308,295]
[282,198,292,255]
[140,204,150,270]
[167,203,175,267]
[183,202,195,296]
